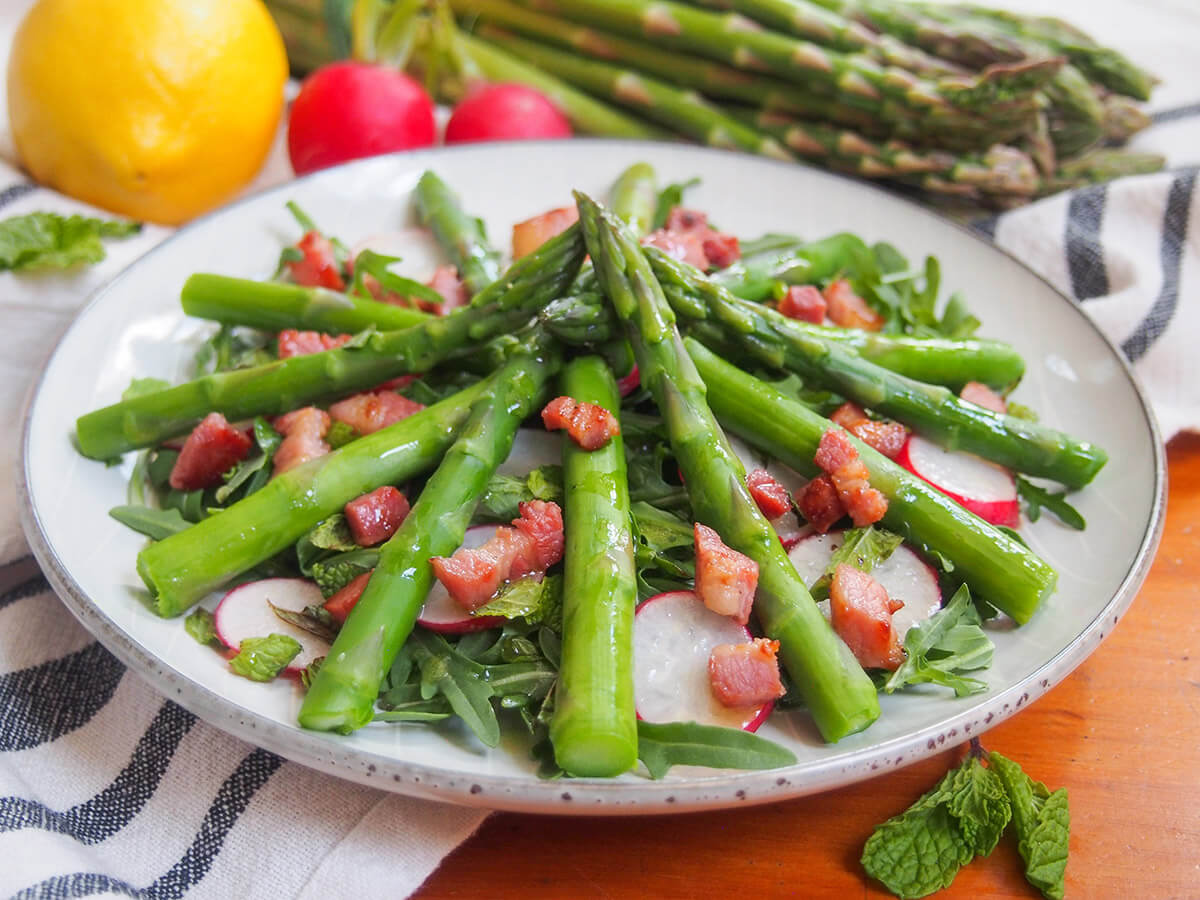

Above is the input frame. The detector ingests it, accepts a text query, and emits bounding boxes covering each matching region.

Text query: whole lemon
[7,0,288,225]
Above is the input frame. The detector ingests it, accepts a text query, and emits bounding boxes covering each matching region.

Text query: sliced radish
[617,365,640,397]
[897,434,1019,526]
[417,525,506,633]
[633,591,773,732]
[787,531,942,638]
[496,428,561,477]
[214,578,329,674]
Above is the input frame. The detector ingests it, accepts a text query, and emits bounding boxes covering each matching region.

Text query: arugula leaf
[184,608,218,646]
[475,466,563,523]
[310,548,379,597]
[0,212,140,271]
[108,504,192,540]
[808,526,903,600]
[472,574,562,628]
[990,752,1070,900]
[285,200,350,267]
[350,250,446,307]
[884,585,994,697]
[635,720,797,779]
[630,501,695,600]
[215,418,281,504]
[1016,477,1086,530]
[409,629,500,747]
[651,177,701,230]
[192,324,274,377]
[228,634,302,681]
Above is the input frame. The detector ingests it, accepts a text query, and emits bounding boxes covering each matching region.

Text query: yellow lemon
[7,0,288,225]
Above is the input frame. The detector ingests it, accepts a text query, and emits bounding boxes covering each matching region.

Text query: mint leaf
[472,574,562,628]
[310,548,378,597]
[228,633,302,681]
[1016,477,1086,530]
[184,608,218,646]
[475,465,563,523]
[946,756,1011,856]
[0,212,140,271]
[884,585,993,697]
[635,720,796,779]
[990,752,1070,900]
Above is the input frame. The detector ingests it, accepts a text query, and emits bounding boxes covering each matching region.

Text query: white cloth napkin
[2,0,1198,897]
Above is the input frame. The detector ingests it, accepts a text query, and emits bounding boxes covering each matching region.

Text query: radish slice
[417,525,506,633]
[617,365,640,397]
[897,434,1019,526]
[633,591,773,732]
[214,578,329,674]
[787,531,942,638]
[496,428,561,477]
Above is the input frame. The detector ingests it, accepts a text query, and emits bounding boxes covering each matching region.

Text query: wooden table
[419,433,1200,899]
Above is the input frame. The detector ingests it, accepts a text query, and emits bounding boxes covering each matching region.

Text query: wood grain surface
[417,433,1200,899]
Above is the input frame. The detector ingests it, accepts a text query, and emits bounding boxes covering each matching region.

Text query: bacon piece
[512,206,579,259]
[797,475,846,533]
[708,638,785,708]
[829,564,905,670]
[344,486,410,547]
[665,207,707,231]
[273,407,331,474]
[329,391,424,436]
[830,402,869,430]
[693,523,758,625]
[960,381,1008,414]
[540,395,621,450]
[427,264,468,313]
[512,500,565,570]
[815,427,859,472]
[823,279,884,331]
[168,412,253,490]
[277,329,353,359]
[747,469,793,519]
[288,231,345,291]
[701,232,740,269]
[642,227,709,270]
[830,403,908,459]
[778,285,827,324]
[648,206,741,271]
[815,429,888,527]
[323,571,372,625]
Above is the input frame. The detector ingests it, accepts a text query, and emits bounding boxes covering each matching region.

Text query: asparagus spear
[648,249,1106,488]
[609,162,659,235]
[298,351,556,733]
[413,171,503,296]
[577,190,880,743]
[550,355,639,776]
[76,223,586,459]
[687,339,1057,623]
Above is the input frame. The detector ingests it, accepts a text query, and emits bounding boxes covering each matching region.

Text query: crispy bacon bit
[830,403,908,459]
[778,285,827,324]
[708,638,786,708]
[824,279,884,331]
[815,429,888,527]
[323,571,372,625]
[642,228,709,269]
[701,232,740,269]
[277,329,353,359]
[540,395,621,450]
[329,391,424,436]
[288,231,345,291]
[344,486,410,547]
[747,469,793,519]
[431,501,565,611]
[798,475,846,533]
[168,413,253,490]
[830,402,869,430]
[960,381,1008,414]
[273,407,331,474]
[644,206,741,270]
[665,208,707,231]
[427,264,468,313]
[694,523,758,625]
[512,206,579,259]
[829,564,905,670]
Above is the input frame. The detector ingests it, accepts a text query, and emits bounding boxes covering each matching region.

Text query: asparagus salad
[75,163,1105,780]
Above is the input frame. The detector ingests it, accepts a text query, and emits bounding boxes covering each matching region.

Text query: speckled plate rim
[18,139,1167,815]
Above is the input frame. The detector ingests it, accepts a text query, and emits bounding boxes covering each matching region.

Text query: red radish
[897,434,1019,526]
[417,526,506,633]
[617,365,640,397]
[786,531,942,639]
[214,578,329,674]
[288,62,436,175]
[633,591,773,731]
[445,84,572,145]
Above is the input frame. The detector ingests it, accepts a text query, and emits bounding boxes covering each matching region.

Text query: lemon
[7,0,288,225]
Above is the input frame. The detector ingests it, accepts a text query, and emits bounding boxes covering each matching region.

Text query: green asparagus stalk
[298,351,556,733]
[413,171,503,296]
[577,190,880,743]
[686,339,1057,623]
[550,355,639,776]
[139,373,494,617]
[76,223,586,459]
[609,162,659,235]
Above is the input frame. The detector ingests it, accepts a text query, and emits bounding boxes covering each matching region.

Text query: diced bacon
[642,227,709,270]
[540,395,621,450]
[747,469,793,519]
[427,264,468,313]
[831,403,909,459]
[665,207,707,231]
[344,486,410,547]
[960,381,1007,414]
[168,412,254,490]
[512,206,579,259]
[708,638,786,708]
[277,329,353,359]
[815,427,860,472]
[288,231,345,291]
[824,279,884,331]
[323,571,372,625]
[778,285,827,324]
[273,407,331,474]
[798,475,846,533]
[647,206,740,271]
[512,500,565,571]
[694,523,758,625]
[329,391,424,436]
[829,564,905,670]
[830,402,869,429]
[815,430,889,527]
[701,232,740,269]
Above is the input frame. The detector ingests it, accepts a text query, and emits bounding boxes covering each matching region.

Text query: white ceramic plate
[19,142,1165,814]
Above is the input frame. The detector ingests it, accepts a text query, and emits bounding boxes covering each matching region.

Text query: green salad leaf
[475,465,563,523]
[184,608,219,646]
[228,634,302,682]
[0,212,140,271]
[635,720,797,780]
[310,548,378,598]
[651,177,700,230]
[472,574,563,628]
[108,505,192,540]
[807,525,903,600]
[884,585,994,697]
[1017,477,1086,530]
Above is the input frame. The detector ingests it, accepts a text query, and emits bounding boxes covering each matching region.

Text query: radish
[897,434,1019,527]
[496,428,561,477]
[445,84,572,144]
[287,62,436,175]
[633,591,773,732]
[214,578,329,674]
[417,525,506,633]
[616,365,640,397]
[787,531,942,638]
